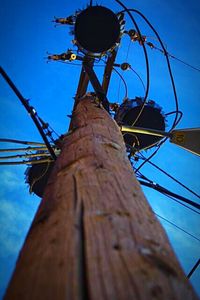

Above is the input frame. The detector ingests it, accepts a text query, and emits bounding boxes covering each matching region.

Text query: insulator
[118,12,125,26]
[48,52,76,62]
[127,29,146,44]
[48,54,61,61]
[70,53,77,60]
[128,29,138,40]
[54,16,74,25]
[120,63,130,71]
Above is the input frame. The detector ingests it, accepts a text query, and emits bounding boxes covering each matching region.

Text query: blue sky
[0,0,200,298]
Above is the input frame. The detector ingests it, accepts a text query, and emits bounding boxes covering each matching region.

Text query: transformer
[115,97,166,151]
[25,161,54,198]
[73,6,123,57]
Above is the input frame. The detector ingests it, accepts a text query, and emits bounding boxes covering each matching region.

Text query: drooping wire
[138,153,200,199]
[100,56,128,99]
[120,9,179,131]
[113,67,128,99]
[187,258,200,278]
[117,38,132,100]
[155,213,200,243]
[165,110,183,127]
[129,66,145,91]
[115,0,150,126]
[134,111,182,173]
[135,142,165,173]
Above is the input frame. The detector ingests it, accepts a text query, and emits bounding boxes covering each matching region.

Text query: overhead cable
[0,152,50,160]
[129,66,145,91]
[146,42,200,73]
[155,213,200,243]
[0,146,48,153]
[187,258,200,278]
[139,180,200,210]
[138,153,200,199]
[0,66,57,160]
[165,110,183,127]
[120,8,179,130]
[136,172,200,215]
[157,192,200,215]
[115,0,150,126]
[0,138,45,146]
[113,67,128,99]
[135,143,165,173]
[117,39,131,100]
[0,159,53,166]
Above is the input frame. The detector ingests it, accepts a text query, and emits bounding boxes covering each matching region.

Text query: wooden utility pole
[4,95,198,300]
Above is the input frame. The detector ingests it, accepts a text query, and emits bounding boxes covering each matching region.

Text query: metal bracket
[83,61,110,112]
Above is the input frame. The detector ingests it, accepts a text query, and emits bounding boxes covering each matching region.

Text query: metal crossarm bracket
[83,62,110,112]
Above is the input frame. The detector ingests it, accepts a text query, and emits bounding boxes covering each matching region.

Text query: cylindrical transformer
[115,97,166,151]
[74,6,122,57]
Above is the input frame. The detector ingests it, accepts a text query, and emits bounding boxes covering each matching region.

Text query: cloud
[0,169,24,191]
[0,199,32,256]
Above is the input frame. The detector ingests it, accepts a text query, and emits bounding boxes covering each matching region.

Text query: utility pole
[4,95,198,300]
[3,4,199,300]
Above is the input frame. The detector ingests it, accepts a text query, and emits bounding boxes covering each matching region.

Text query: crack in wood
[73,173,90,300]
[80,202,90,300]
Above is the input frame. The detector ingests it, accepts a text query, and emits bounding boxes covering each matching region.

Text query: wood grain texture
[4,95,198,300]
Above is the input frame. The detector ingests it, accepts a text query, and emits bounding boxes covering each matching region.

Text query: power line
[0,66,57,160]
[129,66,145,91]
[138,153,200,199]
[120,8,179,131]
[135,142,165,173]
[100,57,128,100]
[136,172,200,215]
[158,192,200,215]
[0,158,53,166]
[146,42,200,73]
[0,138,45,146]
[187,259,200,278]
[139,180,200,210]
[155,213,200,242]
[132,112,183,174]
[115,0,150,126]
[0,152,50,160]
[165,110,183,127]
[117,39,131,100]
[0,146,49,153]
[113,67,128,99]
